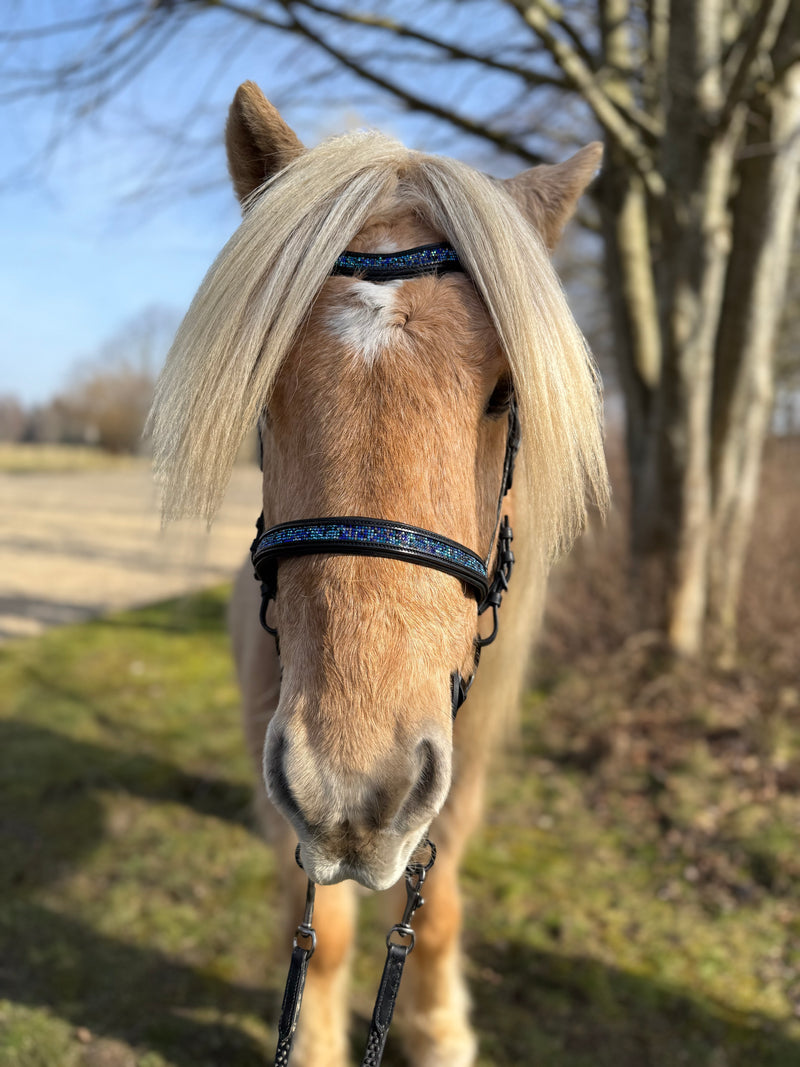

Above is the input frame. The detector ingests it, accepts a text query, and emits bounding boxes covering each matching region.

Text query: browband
[331,243,464,282]
[252,518,489,603]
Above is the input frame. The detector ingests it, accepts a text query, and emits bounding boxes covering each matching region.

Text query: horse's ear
[225,82,304,204]
[502,143,603,251]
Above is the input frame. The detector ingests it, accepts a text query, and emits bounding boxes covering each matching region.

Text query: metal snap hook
[406,837,437,875]
[293,877,317,958]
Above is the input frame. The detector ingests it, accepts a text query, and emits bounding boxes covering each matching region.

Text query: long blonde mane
[149,130,608,560]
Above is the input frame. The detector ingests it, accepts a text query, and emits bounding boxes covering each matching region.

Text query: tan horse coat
[151,81,607,1066]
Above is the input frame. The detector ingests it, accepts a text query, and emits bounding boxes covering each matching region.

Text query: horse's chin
[297,833,422,892]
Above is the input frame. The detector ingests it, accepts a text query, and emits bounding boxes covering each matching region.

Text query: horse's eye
[485,376,514,418]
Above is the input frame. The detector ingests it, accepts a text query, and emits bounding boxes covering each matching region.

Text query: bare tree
[0,396,25,442]
[4,1,798,659]
[774,226,800,433]
[58,306,177,454]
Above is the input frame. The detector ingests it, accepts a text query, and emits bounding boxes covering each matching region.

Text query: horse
[148,81,608,1067]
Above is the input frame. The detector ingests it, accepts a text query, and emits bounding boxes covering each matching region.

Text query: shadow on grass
[5,913,799,1067]
[0,901,274,1066]
[467,938,800,1067]
[3,721,800,1065]
[98,589,232,635]
[0,594,104,640]
[1,720,254,895]
[0,719,275,1063]
[0,578,232,646]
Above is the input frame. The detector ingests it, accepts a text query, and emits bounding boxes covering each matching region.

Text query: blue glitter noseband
[250,241,520,717]
[253,518,489,602]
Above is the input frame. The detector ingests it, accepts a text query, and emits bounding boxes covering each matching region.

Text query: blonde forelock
[149,131,608,559]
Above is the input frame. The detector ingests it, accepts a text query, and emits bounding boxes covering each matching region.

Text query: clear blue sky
[0,2,568,407]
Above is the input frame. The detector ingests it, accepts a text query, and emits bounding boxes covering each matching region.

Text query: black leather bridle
[252,242,521,1067]
[250,243,520,717]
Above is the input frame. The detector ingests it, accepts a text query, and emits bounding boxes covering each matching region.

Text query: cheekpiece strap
[252,518,489,602]
[331,243,464,282]
[501,397,522,497]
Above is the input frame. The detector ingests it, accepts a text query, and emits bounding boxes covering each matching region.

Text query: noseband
[250,242,520,716]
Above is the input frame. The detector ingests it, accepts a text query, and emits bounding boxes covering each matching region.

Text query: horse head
[150,82,606,892]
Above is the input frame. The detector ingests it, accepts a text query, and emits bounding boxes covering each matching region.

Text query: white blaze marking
[327,279,404,366]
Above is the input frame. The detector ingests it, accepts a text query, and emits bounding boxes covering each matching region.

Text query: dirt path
[0,463,262,641]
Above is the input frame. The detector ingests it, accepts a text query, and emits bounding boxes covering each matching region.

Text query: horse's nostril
[266,720,450,845]
[398,739,442,824]
[417,739,438,798]
[265,731,306,828]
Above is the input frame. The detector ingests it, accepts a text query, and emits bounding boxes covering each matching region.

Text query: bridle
[251,241,520,715]
[250,243,521,1065]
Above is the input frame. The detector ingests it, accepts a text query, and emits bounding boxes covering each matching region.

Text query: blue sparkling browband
[331,243,464,282]
[252,518,488,599]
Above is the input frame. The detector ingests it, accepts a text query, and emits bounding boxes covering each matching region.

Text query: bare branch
[293,12,546,161]
[771,0,800,82]
[720,0,792,128]
[642,0,669,123]
[0,4,141,42]
[0,3,166,103]
[513,0,601,71]
[290,0,572,92]
[509,0,664,194]
[204,0,548,164]
[596,0,663,139]
[75,19,184,118]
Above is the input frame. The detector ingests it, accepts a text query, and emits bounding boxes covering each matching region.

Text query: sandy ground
[0,462,262,641]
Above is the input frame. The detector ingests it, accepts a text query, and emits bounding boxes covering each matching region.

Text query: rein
[252,243,520,1065]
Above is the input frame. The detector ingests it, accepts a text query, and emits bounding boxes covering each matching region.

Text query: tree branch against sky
[2,0,798,661]
[0,1,593,184]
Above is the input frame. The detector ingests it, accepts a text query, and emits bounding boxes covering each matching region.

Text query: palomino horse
[149,82,608,1066]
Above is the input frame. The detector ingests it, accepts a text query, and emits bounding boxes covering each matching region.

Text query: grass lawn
[1,587,799,1065]
[0,444,140,474]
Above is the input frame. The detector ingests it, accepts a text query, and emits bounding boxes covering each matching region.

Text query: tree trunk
[631,0,742,655]
[709,64,800,664]
[597,0,666,625]
[656,125,743,655]
[10,0,793,662]
[600,0,800,659]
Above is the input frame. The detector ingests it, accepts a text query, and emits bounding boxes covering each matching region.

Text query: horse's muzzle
[263,719,451,889]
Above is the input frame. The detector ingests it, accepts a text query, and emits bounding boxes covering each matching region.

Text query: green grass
[0,444,140,473]
[1,590,799,1065]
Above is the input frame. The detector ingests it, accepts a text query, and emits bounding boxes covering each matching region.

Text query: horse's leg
[267,819,357,1067]
[397,570,546,1067]
[230,562,356,1067]
[394,759,485,1067]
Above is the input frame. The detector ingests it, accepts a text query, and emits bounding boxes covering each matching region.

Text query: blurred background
[1,2,799,1065]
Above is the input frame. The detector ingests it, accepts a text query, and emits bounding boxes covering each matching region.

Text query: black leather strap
[251,251,522,723]
[450,667,474,719]
[360,943,410,1067]
[273,943,312,1066]
[252,517,489,602]
[331,242,464,282]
